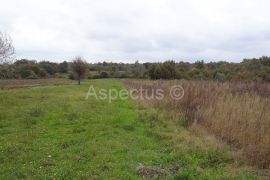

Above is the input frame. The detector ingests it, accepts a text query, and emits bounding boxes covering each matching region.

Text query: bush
[214,72,225,82]
[100,71,109,78]
[26,70,38,79]
[68,73,75,80]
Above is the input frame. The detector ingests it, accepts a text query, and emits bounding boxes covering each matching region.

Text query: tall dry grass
[123,79,270,168]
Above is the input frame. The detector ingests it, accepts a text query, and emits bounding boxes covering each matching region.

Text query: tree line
[0,57,270,82]
[1,31,270,82]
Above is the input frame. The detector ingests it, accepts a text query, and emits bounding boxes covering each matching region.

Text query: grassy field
[0,79,260,179]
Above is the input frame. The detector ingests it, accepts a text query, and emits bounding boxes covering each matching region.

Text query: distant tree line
[1,57,270,82]
[0,59,69,79]
[1,31,270,82]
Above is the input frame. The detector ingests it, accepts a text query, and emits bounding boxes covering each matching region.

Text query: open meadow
[2,1,270,179]
[0,79,264,179]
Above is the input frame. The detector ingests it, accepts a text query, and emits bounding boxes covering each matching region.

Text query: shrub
[68,73,75,80]
[100,71,109,78]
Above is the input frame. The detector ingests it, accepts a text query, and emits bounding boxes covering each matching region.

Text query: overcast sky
[1,0,270,63]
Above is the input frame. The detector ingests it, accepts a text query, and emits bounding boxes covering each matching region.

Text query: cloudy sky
[1,0,270,63]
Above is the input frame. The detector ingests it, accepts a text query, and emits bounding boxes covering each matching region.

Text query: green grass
[0,79,259,179]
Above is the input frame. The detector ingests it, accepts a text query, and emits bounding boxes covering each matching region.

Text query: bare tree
[0,31,15,64]
[70,57,88,85]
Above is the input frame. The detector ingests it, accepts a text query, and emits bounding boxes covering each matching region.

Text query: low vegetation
[1,56,270,83]
[0,79,260,179]
[124,80,270,170]
[0,78,73,89]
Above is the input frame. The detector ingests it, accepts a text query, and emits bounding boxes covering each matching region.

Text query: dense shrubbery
[1,56,270,82]
[0,59,68,79]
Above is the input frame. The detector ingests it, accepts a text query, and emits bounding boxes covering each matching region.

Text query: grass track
[0,79,259,179]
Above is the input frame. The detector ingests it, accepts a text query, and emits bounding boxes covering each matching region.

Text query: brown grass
[0,78,74,89]
[123,79,270,169]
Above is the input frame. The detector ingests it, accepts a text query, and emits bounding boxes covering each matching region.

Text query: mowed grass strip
[0,79,258,179]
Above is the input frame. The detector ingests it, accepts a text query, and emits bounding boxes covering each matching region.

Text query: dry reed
[123,79,270,168]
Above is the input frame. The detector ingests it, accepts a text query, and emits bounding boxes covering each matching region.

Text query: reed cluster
[124,80,270,168]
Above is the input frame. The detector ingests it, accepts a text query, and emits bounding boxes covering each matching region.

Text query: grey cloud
[1,0,270,62]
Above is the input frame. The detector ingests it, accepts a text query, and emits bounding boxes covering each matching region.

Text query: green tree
[149,64,162,79]
[161,60,177,79]
[58,61,68,73]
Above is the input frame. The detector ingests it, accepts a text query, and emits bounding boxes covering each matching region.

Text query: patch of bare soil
[136,164,180,179]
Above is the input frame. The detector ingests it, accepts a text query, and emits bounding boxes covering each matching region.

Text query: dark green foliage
[149,61,177,79]
[39,61,58,75]
[161,60,177,79]
[195,60,204,69]
[149,63,162,79]
[68,73,75,80]
[58,61,68,73]
[100,71,109,78]
[214,72,226,82]
[0,65,16,79]
[2,56,270,82]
